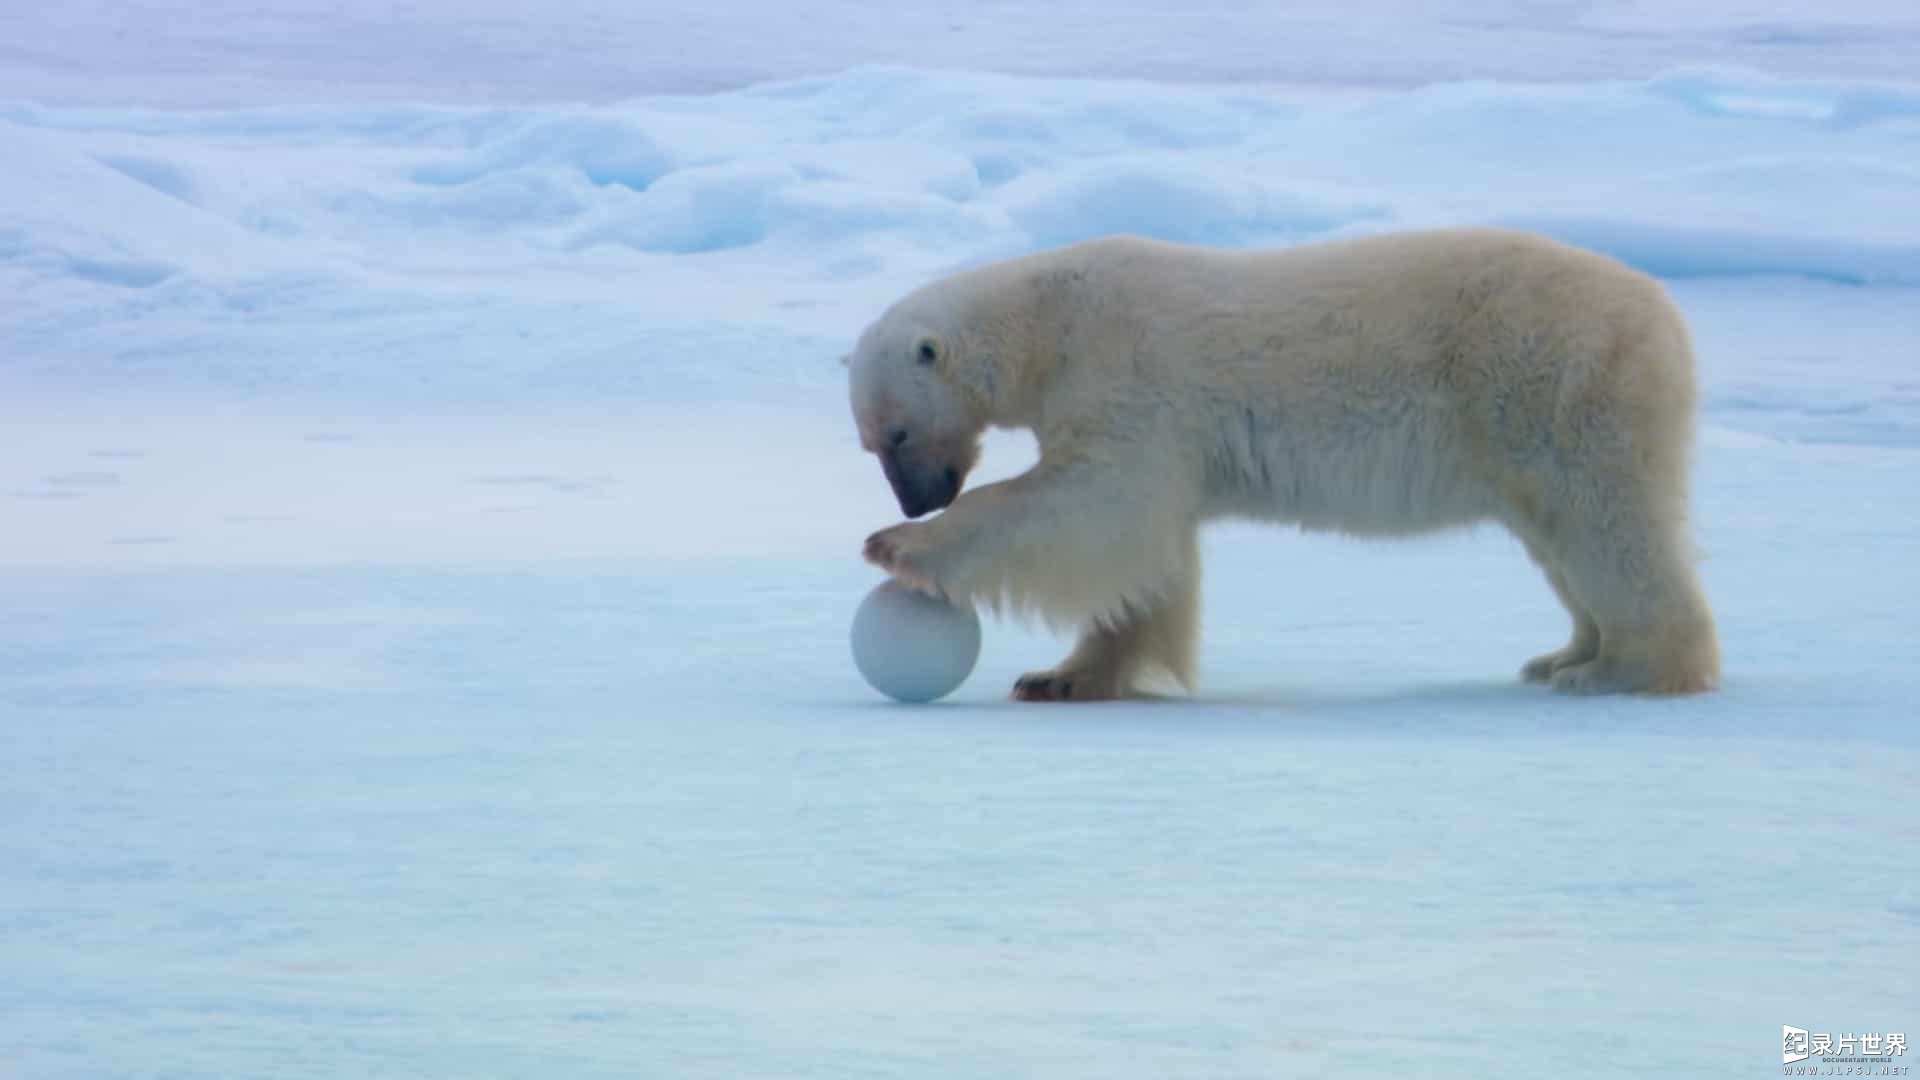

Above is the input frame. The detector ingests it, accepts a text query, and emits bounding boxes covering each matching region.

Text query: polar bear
[847,227,1719,701]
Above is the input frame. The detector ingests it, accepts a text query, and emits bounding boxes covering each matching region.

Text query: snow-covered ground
[3,4,1918,1077]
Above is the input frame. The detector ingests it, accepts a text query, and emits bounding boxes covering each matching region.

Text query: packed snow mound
[1000,157,1388,248]
[412,115,673,191]
[569,162,1002,255]
[1647,64,1920,128]
[1501,217,1920,286]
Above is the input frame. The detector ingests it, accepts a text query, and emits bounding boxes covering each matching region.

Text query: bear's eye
[916,339,938,366]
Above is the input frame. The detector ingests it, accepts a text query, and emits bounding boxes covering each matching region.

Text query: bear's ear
[914,335,940,368]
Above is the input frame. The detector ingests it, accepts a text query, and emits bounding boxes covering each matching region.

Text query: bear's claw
[1012,670,1124,702]
[863,524,939,595]
[1012,673,1077,701]
[1521,640,1602,684]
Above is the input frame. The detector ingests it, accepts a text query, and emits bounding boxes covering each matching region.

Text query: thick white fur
[849,228,1720,701]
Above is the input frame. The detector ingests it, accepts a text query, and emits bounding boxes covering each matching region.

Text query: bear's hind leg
[1013,554,1199,702]
[1545,500,1719,696]
[1517,538,1601,683]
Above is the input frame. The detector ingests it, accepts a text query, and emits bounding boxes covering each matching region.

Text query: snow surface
[3,6,1919,1078]
[7,0,1920,106]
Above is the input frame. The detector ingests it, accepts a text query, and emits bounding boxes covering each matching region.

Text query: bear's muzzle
[880,446,962,518]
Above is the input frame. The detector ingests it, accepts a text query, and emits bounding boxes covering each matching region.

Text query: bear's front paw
[1012,668,1123,703]
[863,523,942,596]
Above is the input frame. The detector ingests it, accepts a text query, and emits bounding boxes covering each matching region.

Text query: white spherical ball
[850,580,981,703]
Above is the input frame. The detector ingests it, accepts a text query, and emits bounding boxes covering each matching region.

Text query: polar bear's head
[846,307,985,519]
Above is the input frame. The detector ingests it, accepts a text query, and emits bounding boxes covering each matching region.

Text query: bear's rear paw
[1521,642,1598,683]
[1549,659,1635,695]
[1551,653,1658,691]
[1644,668,1718,694]
[1549,653,1719,696]
[1012,668,1121,703]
